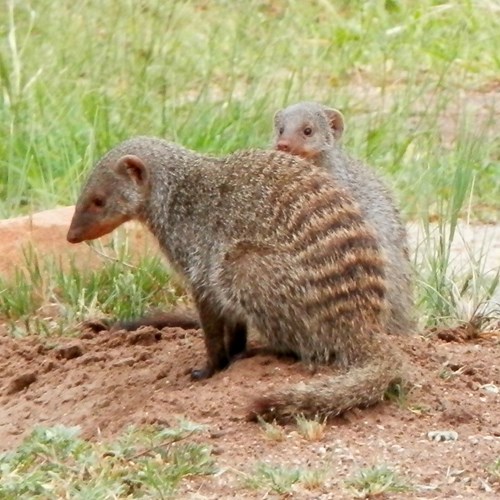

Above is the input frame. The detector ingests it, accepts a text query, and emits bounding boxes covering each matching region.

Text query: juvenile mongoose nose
[276,141,290,152]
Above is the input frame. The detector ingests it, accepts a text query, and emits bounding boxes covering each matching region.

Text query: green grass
[0,0,498,219]
[256,417,287,442]
[489,456,500,482]
[1,0,498,328]
[0,422,214,498]
[0,236,184,336]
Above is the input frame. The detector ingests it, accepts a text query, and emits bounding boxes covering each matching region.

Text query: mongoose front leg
[191,297,230,380]
[226,322,248,359]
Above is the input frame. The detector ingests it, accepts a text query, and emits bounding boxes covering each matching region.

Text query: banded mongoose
[273,101,415,335]
[67,136,403,422]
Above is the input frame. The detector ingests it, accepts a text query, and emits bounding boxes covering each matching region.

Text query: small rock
[55,343,83,360]
[40,359,57,373]
[427,430,458,442]
[480,383,499,394]
[6,372,37,394]
[135,350,152,362]
[209,430,226,439]
[111,357,135,367]
[155,368,169,380]
[128,329,161,346]
[76,353,107,365]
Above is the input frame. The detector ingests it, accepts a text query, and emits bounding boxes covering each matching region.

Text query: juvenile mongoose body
[67,137,402,422]
[273,101,415,335]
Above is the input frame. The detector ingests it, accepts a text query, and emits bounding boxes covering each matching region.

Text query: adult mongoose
[67,136,403,422]
[273,101,415,335]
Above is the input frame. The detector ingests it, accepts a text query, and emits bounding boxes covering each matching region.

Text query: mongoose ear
[114,155,149,187]
[324,108,345,140]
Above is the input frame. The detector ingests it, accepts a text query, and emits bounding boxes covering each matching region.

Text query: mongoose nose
[276,141,290,152]
[66,228,82,244]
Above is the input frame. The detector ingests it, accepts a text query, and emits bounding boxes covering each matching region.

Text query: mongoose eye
[304,127,313,136]
[92,197,105,208]
[279,126,284,135]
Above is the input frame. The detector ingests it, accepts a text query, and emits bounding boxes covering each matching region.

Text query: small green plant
[346,465,411,498]
[295,414,327,441]
[407,403,431,416]
[256,416,287,442]
[384,379,410,408]
[244,462,328,494]
[488,456,500,481]
[300,468,328,491]
[0,422,214,498]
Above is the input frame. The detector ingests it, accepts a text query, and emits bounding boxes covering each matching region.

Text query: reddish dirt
[0,206,159,279]
[0,208,499,498]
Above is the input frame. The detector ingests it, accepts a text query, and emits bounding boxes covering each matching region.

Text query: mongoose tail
[249,344,402,423]
[112,310,200,332]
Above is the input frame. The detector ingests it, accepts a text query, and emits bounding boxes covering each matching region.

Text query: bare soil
[0,208,499,499]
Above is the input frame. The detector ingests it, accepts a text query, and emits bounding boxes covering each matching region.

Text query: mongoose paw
[190,366,215,380]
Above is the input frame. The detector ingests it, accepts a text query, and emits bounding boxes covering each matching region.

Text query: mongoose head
[273,101,344,160]
[67,150,150,244]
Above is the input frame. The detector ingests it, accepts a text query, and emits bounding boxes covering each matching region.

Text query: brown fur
[67,136,404,422]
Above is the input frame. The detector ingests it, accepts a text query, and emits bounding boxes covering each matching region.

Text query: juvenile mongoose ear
[323,108,345,140]
[273,110,283,127]
[114,155,149,187]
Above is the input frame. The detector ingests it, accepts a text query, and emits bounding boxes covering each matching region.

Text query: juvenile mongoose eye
[304,127,313,136]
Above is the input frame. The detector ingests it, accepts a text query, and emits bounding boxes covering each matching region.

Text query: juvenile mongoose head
[273,101,345,159]
[67,139,154,243]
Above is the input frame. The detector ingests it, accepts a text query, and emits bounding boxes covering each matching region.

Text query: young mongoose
[273,101,415,335]
[67,136,403,422]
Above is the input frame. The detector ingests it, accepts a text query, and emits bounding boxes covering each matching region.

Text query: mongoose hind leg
[226,322,248,359]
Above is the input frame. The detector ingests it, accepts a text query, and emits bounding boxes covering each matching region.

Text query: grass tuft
[244,462,326,495]
[346,464,411,498]
[0,422,214,498]
[295,414,327,441]
[256,417,287,442]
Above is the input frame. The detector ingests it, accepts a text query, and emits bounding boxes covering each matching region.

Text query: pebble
[427,430,459,442]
